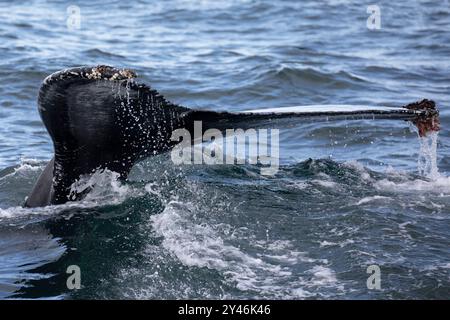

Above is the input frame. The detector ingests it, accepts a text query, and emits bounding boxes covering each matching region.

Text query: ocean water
[0,0,450,299]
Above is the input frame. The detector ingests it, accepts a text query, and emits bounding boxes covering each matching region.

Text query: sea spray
[69,169,139,204]
[418,131,440,179]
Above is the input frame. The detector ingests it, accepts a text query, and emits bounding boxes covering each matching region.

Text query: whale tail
[32,66,189,205]
[25,65,439,207]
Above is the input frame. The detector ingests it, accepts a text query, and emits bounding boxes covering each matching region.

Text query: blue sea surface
[0,0,449,299]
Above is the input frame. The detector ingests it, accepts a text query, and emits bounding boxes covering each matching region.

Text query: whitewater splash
[0,167,140,220]
[150,200,342,299]
[418,131,440,179]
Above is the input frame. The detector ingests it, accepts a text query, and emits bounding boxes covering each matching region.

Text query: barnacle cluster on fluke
[403,99,440,137]
[42,65,137,86]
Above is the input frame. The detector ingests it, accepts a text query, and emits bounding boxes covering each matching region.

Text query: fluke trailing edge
[24,65,440,207]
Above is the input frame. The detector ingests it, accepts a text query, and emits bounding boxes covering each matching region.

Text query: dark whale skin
[25,65,439,207]
[26,66,190,206]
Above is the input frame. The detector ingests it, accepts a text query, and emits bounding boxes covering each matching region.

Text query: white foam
[0,169,139,221]
[319,240,338,247]
[374,175,450,194]
[308,265,338,286]
[343,160,372,181]
[356,195,392,205]
[0,159,45,182]
[150,200,341,298]
[69,169,137,204]
[0,204,62,219]
[319,239,354,248]
[313,179,338,189]
[344,149,450,195]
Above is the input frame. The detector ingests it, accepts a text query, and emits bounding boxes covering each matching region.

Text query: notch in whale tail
[25,65,439,207]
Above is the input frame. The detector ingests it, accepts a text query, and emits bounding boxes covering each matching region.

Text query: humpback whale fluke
[24,65,439,207]
[26,65,189,207]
